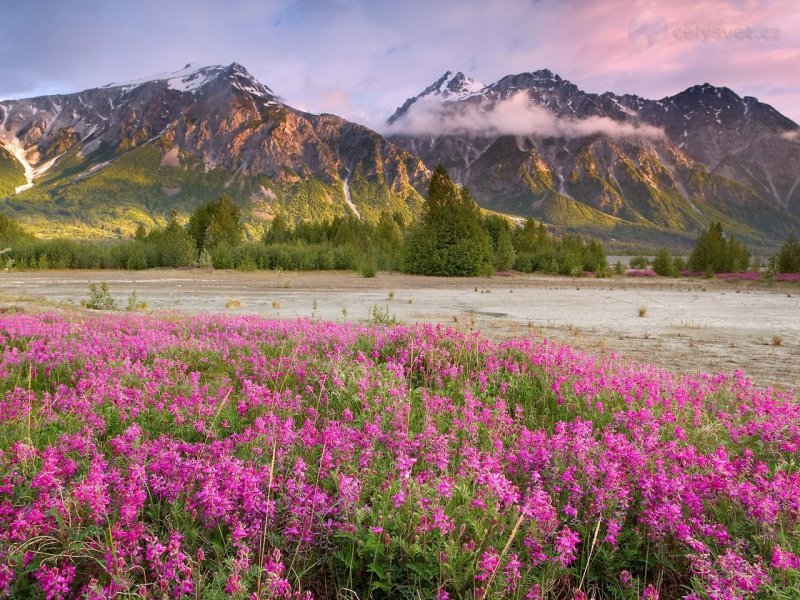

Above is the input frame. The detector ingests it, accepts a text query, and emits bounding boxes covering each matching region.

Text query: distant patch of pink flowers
[625,268,658,277]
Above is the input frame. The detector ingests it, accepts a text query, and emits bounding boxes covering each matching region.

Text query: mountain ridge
[387,69,800,248]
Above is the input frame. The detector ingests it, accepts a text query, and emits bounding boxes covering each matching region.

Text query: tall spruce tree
[403,166,492,276]
[483,214,517,271]
[373,211,404,270]
[147,213,196,267]
[262,215,293,244]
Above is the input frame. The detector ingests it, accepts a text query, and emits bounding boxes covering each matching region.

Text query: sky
[1,0,799,129]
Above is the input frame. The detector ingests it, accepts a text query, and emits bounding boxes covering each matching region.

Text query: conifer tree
[688,221,750,273]
[187,195,243,253]
[652,248,675,276]
[262,215,293,244]
[483,214,516,271]
[777,233,800,273]
[403,166,492,276]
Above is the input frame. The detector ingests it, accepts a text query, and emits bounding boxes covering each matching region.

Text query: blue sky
[2,0,798,128]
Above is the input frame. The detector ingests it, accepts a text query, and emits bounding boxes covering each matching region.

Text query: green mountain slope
[0,146,26,197]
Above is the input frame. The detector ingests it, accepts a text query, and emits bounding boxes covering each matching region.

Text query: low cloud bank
[389,91,665,140]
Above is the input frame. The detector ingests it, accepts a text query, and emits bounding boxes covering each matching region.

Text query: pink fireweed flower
[641,584,659,599]
[555,527,580,568]
[475,548,500,582]
[392,489,406,508]
[35,563,75,600]
[772,546,800,570]
[504,553,523,592]
[1,312,798,598]
[619,570,633,587]
[525,584,542,599]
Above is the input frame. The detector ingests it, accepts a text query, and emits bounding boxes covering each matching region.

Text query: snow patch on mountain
[432,71,485,99]
[782,130,800,142]
[341,167,361,218]
[1,138,35,193]
[103,64,226,94]
[387,71,485,125]
[1,136,70,194]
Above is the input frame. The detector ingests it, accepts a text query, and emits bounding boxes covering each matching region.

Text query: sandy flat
[1,269,798,388]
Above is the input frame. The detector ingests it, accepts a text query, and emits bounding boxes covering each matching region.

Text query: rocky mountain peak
[387,70,484,125]
[670,82,741,106]
[96,62,276,102]
[488,69,572,94]
[419,71,485,99]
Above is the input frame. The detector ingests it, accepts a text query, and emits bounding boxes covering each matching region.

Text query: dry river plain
[1,269,798,388]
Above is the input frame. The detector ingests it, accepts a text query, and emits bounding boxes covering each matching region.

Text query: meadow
[0,311,799,599]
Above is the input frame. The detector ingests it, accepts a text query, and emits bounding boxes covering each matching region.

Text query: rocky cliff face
[387,70,800,247]
[0,63,428,238]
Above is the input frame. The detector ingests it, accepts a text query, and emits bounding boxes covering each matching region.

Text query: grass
[638,306,647,317]
[671,319,706,330]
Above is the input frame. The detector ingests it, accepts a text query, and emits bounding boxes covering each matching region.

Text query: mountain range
[387,70,800,249]
[1,62,799,249]
[0,63,427,239]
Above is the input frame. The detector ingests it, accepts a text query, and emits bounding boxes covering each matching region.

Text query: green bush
[359,256,377,278]
[652,248,676,276]
[85,282,117,310]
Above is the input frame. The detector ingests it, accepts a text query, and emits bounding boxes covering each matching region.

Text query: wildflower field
[0,312,799,599]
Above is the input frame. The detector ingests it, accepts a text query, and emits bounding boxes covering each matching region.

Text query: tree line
[638,222,799,276]
[1,166,798,276]
[0,167,607,276]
